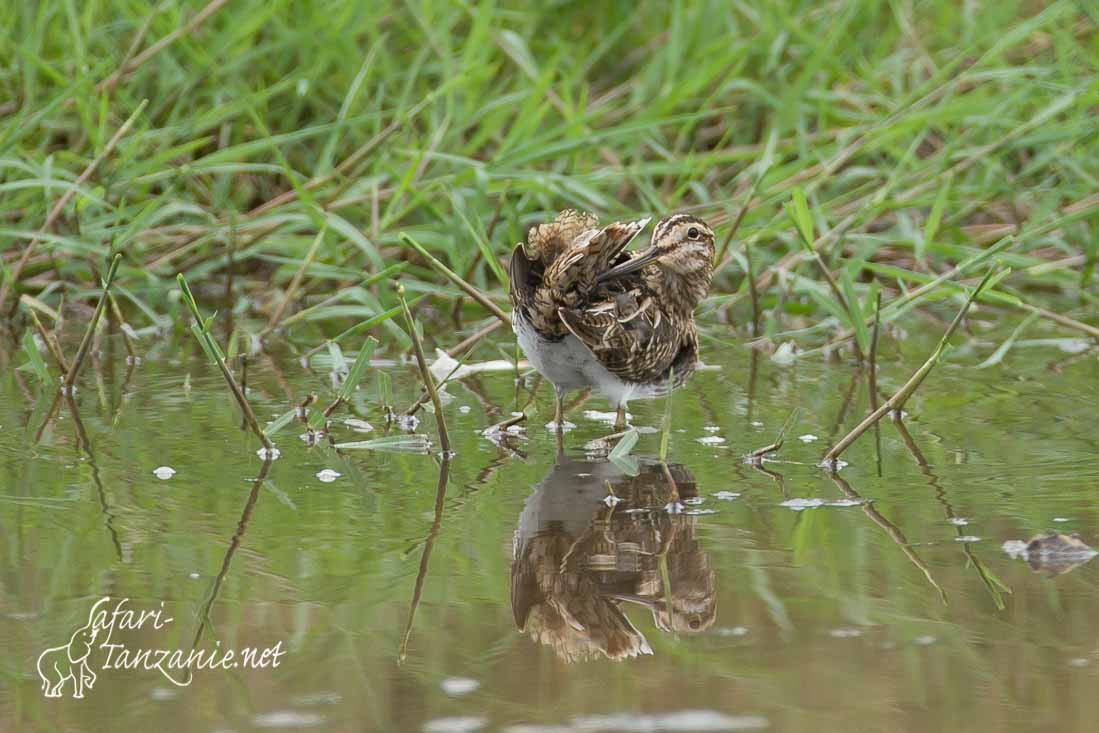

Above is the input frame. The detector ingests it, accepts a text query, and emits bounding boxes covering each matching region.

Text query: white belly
[514,312,659,406]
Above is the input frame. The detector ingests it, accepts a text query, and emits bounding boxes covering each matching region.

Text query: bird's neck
[646,267,711,314]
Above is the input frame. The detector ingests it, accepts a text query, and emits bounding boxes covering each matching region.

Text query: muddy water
[3,328,1099,732]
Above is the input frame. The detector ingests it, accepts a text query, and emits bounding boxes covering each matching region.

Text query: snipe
[508,210,716,429]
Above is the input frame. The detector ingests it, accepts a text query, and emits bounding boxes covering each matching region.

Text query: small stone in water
[440,677,479,696]
[153,466,176,480]
[316,469,341,483]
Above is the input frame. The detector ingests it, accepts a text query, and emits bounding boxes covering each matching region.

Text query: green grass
[1,0,1097,368]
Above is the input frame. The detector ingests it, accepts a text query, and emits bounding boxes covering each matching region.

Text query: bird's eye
[687,227,700,240]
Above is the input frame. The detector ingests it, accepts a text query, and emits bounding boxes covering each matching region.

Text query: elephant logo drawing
[37,605,101,698]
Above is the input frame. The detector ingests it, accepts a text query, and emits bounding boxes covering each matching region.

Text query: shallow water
[3,327,1099,732]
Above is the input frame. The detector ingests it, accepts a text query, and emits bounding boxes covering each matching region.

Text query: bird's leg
[554,385,567,430]
[615,404,627,430]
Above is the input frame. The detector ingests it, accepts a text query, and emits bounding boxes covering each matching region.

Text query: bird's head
[597,214,716,305]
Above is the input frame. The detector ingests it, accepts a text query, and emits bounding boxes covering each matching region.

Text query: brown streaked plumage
[509,210,716,428]
[511,457,716,662]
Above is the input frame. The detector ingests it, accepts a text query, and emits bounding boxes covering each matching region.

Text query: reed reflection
[510,457,715,662]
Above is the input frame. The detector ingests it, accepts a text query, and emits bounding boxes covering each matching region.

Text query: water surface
[3,327,1099,732]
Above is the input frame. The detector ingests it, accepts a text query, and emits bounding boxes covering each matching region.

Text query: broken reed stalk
[398,457,450,663]
[399,233,512,328]
[63,254,122,392]
[107,293,137,359]
[747,407,801,461]
[0,100,148,312]
[28,309,70,374]
[404,341,476,417]
[177,273,274,452]
[397,282,451,455]
[821,268,1001,466]
[745,241,761,336]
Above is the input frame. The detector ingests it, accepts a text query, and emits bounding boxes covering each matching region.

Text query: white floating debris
[153,466,176,480]
[458,406,472,414]
[316,469,341,483]
[635,425,660,434]
[150,687,179,701]
[771,340,798,365]
[344,418,374,433]
[781,498,824,511]
[583,410,631,424]
[1053,517,1070,523]
[798,434,818,443]
[713,491,741,501]
[603,494,623,508]
[703,425,721,432]
[829,628,863,639]
[430,348,519,381]
[568,712,769,732]
[257,447,281,461]
[696,436,725,445]
[1002,540,1030,559]
[664,502,685,514]
[545,420,575,432]
[913,635,937,646]
[947,517,969,526]
[954,535,981,543]
[686,508,718,515]
[440,677,480,697]
[394,414,420,431]
[716,626,750,637]
[423,716,488,733]
[683,497,705,506]
[828,498,865,507]
[817,458,849,471]
[253,711,325,728]
[188,572,201,580]
[750,421,763,428]
[1069,658,1091,668]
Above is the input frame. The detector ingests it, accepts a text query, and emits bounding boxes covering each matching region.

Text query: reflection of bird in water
[511,457,716,662]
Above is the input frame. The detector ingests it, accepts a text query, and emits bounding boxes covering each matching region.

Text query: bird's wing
[543,218,650,295]
[525,209,599,264]
[508,242,539,314]
[557,290,697,386]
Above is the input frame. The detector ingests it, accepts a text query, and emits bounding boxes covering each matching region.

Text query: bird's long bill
[596,247,660,284]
